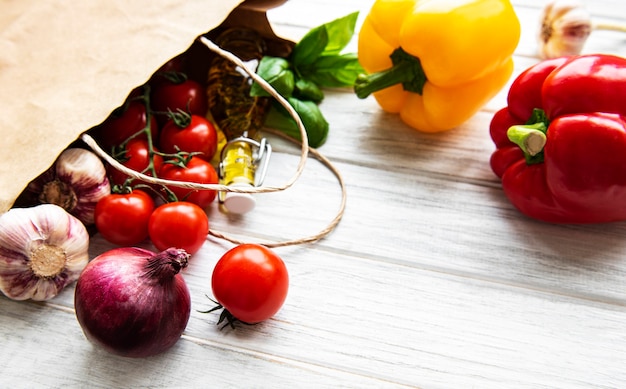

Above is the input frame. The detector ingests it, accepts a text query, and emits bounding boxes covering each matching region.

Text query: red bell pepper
[490,54,626,223]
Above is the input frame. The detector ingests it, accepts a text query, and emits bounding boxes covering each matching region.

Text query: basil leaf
[291,11,359,67]
[255,12,361,147]
[303,53,364,87]
[251,56,295,97]
[294,77,324,103]
[265,98,329,148]
[321,12,360,56]
[291,27,329,67]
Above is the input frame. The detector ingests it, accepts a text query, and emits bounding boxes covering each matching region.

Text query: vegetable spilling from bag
[354,0,520,132]
[490,54,626,223]
[0,204,89,301]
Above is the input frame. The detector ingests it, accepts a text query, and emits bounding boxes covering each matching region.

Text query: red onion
[74,247,191,358]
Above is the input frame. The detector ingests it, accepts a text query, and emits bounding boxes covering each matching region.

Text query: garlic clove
[0,204,89,301]
[538,0,592,59]
[28,148,111,225]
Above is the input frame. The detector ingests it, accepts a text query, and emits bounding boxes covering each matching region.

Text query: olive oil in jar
[220,139,255,187]
[207,28,271,214]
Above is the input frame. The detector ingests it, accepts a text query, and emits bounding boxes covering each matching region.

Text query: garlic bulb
[0,204,89,301]
[538,0,592,59]
[27,148,111,225]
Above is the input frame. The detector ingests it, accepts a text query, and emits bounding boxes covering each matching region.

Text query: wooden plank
[7,244,625,388]
[0,298,406,388]
[198,152,626,304]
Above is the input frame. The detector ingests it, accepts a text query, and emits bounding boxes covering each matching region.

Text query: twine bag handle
[82,36,346,248]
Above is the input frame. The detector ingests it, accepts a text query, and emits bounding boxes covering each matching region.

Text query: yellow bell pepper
[354,0,521,132]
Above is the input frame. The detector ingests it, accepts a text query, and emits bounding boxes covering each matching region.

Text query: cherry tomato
[158,156,218,208]
[211,244,289,324]
[96,100,158,149]
[159,115,218,161]
[150,76,207,124]
[94,190,155,246]
[149,55,186,88]
[108,139,164,187]
[148,202,209,255]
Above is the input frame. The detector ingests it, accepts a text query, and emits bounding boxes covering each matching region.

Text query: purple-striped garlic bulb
[0,204,89,301]
[538,0,592,59]
[27,148,111,225]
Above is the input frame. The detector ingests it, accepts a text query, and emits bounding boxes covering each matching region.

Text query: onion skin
[74,247,191,358]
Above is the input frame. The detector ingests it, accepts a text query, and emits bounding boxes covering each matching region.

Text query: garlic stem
[593,22,626,34]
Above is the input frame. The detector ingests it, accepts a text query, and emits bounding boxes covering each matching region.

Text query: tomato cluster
[95,192,209,255]
[92,56,218,254]
[91,53,288,327]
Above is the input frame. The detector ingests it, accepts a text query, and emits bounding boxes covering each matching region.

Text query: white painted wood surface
[2,1,626,388]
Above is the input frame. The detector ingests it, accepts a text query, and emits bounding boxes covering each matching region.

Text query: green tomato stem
[139,85,161,179]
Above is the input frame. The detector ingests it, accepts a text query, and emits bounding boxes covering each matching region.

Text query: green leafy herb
[294,78,324,103]
[252,12,362,148]
[293,12,359,62]
[301,52,364,88]
[250,57,294,98]
[264,99,329,148]
[291,28,329,67]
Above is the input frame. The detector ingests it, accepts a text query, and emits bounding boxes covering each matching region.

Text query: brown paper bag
[0,0,289,214]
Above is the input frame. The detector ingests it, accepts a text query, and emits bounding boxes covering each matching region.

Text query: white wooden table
[2,1,626,387]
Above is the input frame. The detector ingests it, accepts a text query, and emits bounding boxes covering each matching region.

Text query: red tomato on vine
[94,190,155,246]
[158,156,218,208]
[150,74,207,125]
[149,55,186,88]
[159,114,218,162]
[96,100,158,149]
[108,139,163,187]
[148,201,209,255]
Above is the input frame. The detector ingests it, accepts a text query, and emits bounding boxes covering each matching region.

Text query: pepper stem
[354,48,427,99]
[507,123,548,163]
